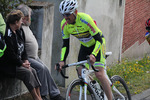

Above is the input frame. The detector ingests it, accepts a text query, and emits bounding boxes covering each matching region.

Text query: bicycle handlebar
[56,55,99,78]
[56,63,69,78]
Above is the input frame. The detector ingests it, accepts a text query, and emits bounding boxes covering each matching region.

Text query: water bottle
[89,80,104,99]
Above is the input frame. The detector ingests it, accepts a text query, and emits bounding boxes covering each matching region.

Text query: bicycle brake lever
[86,55,99,72]
[91,65,99,72]
[56,63,60,75]
[56,63,69,78]
[60,70,69,79]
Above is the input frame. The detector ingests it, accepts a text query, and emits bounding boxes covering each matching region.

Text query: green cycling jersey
[0,13,6,35]
[60,12,104,61]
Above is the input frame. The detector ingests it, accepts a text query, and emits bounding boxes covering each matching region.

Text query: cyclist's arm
[60,20,70,62]
[0,13,6,36]
[85,15,103,57]
[91,33,103,57]
[60,38,69,62]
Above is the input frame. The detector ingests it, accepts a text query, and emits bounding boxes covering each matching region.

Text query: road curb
[131,88,150,100]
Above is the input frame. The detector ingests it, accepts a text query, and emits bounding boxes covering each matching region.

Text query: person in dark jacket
[0,10,42,100]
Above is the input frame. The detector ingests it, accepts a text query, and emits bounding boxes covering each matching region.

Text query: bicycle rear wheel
[66,79,96,100]
[110,75,131,100]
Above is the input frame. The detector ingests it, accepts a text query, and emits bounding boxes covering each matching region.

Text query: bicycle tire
[66,79,96,100]
[110,75,131,100]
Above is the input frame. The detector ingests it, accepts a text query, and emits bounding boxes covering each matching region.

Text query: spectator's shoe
[41,95,49,100]
[51,94,65,100]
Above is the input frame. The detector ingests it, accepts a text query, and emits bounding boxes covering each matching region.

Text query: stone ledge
[6,92,32,100]
[0,76,28,100]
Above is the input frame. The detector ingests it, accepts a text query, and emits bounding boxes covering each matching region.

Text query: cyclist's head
[0,32,6,57]
[145,18,150,31]
[59,0,78,15]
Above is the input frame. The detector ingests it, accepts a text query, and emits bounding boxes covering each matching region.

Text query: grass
[106,55,150,95]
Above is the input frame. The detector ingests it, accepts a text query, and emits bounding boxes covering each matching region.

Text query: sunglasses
[62,13,71,17]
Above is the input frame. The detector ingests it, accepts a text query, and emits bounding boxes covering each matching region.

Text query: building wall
[122,0,150,53]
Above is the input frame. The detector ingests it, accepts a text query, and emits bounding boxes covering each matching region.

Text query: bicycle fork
[78,68,90,100]
[111,85,125,99]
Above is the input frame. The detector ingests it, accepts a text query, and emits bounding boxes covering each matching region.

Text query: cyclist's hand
[55,61,65,72]
[89,54,96,65]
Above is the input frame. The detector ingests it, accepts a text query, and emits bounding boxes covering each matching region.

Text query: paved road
[59,87,150,100]
[131,88,150,100]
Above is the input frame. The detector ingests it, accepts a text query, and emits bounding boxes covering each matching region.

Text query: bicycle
[56,52,131,100]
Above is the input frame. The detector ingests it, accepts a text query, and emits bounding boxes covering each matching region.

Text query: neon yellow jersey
[61,13,103,47]
[0,13,6,36]
[60,13,104,61]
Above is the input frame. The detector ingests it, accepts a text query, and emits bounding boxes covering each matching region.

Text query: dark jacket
[0,25,28,77]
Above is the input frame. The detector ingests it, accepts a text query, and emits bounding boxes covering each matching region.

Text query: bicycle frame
[66,61,106,100]
[57,52,128,100]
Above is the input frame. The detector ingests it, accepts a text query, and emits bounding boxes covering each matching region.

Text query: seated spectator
[17,4,65,100]
[0,10,42,100]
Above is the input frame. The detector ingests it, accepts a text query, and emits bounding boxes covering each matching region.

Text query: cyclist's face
[63,13,76,24]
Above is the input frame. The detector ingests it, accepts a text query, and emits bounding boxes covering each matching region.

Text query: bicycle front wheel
[110,75,131,100]
[66,79,96,100]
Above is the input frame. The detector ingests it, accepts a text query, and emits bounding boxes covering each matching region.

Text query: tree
[0,0,32,20]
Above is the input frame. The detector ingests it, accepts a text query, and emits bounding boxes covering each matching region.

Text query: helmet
[59,0,78,14]
[0,32,6,57]
[145,18,150,30]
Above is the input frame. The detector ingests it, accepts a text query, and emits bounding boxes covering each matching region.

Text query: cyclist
[0,13,6,57]
[0,13,6,35]
[56,0,112,99]
[145,18,150,44]
[145,18,150,32]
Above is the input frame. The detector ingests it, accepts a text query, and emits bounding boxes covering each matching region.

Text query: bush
[0,0,32,20]
[107,55,150,95]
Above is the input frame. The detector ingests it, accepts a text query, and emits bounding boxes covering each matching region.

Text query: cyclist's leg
[94,38,112,100]
[77,45,92,76]
[95,67,112,100]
